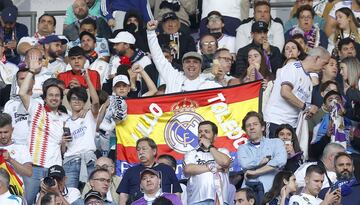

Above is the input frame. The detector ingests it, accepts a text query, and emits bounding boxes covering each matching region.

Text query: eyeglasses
[95,164,114,170]
[201,41,216,46]
[217,56,233,63]
[92,178,111,183]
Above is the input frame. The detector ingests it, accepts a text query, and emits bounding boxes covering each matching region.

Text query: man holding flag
[0,113,32,196]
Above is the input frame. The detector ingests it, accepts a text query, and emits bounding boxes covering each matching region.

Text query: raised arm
[84,70,100,118]
[131,64,158,97]
[19,53,42,110]
[3,150,32,177]
[146,20,180,83]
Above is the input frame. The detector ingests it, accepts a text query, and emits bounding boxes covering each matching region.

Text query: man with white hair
[295,143,346,189]
[264,46,330,138]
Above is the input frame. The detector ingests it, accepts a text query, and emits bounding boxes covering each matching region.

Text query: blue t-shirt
[116,163,182,197]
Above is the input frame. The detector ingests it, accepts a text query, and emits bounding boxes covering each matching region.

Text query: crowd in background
[0,0,359,204]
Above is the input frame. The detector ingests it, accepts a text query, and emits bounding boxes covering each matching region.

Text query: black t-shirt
[116,163,182,197]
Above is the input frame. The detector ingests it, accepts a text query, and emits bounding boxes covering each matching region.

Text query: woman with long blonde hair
[328,7,360,54]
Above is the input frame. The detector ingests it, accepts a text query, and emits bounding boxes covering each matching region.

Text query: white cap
[113,75,130,87]
[108,31,136,44]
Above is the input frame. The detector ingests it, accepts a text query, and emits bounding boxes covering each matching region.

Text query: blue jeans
[63,157,95,188]
[23,166,48,205]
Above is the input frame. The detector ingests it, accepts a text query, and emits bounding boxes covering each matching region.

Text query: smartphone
[63,127,72,141]
[63,127,71,136]
[330,183,339,192]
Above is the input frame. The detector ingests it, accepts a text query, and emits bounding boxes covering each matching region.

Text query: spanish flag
[0,155,24,196]
[116,81,262,177]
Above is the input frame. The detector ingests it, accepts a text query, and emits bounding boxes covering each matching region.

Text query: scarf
[86,50,98,65]
[335,177,358,196]
[290,24,320,48]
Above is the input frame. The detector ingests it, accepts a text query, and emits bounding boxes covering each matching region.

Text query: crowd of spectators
[0,0,360,205]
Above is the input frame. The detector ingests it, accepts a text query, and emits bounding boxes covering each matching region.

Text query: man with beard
[183,120,232,205]
[108,31,157,95]
[63,0,111,41]
[79,31,109,84]
[0,5,28,65]
[290,165,341,205]
[319,152,360,205]
[39,35,68,77]
[64,0,101,27]
[67,17,110,62]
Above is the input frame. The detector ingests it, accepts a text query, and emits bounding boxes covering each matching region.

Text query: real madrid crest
[164,98,204,154]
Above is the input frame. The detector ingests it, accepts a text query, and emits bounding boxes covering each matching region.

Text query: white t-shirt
[264,61,313,127]
[201,0,243,20]
[66,187,82,204]
[294,162,337,189]
[46,59,67,76]
[0,143,32,183]
[89,59,110,84]
[329,1,360,19]
[218,34,236,54]
[64,111,97,158]
[3,98,30,145]
[0,191,24,205]
[184,148,231,205]
[289,193,323,205]
[27,98,69,168]
[33,68,53,97]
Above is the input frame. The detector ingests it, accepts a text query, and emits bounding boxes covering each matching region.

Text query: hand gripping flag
[0,155,24,196]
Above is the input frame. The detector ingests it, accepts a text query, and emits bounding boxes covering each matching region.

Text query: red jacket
[57,70,101,90]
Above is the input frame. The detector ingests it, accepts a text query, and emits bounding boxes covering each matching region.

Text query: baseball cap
[108,31,136,44]
[38,35,68,45]
[162,12,178,22]
[48,165,65,179]
[251,21,269,33]
[1,6,18,23]
[140,168,160,179]
[113,75,130,87]
[182,51,203,64]
[84,190,103,202]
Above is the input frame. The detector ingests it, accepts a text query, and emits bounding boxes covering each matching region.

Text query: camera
[43,177,56,187]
